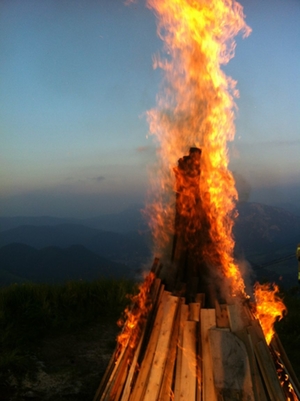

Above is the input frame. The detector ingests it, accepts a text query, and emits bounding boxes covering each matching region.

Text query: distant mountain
[0,205,147,233]
[1,202,300,288]
[234,202,300,257]
[233,202,300,288]
[271,202,300,217]
[0,216,75,232]
[0,224,151,270]
[83,204,147,233]
[0,243,133,286]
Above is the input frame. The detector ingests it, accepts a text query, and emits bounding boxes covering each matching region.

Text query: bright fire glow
[253,282,286,345]
[117,272,155,349]
[145,0,251,296]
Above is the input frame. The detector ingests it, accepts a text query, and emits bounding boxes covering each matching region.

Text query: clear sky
[1,0,299,218]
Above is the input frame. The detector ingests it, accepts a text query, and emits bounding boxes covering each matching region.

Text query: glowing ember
[253,282,286,345]
[145,0,251,297]
[117,272,155,349]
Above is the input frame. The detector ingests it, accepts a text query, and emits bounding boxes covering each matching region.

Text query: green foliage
[0,278,136,388]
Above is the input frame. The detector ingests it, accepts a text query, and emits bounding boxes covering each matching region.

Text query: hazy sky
[1,0,299,217]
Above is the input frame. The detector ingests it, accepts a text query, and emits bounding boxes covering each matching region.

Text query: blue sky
[1,0,299,217]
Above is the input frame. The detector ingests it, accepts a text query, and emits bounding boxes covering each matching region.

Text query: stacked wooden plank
[94,275,300,401]
[94,148,300,400]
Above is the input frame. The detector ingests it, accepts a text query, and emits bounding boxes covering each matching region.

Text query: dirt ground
[2,319,120,401]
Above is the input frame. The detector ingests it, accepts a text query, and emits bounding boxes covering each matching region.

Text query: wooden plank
[102,344,133,401]
[196,301,203,401]
[174,303,189,401]
[98,338,130,401]
[247,320,285,401]
[129,291,167,401]
[158,297,182,401]
[98,269,161,400]
[143,295,179,401]
[215,300,230,328]
[195,293,205,307]
[179,321,197,400]
[208,328,255,401]
[114,362,130,401]
[254,340,286,401]
[227,304,245,333]
[248,318,266,343]
[151,278,162,303]
[120,321,148,401]
[271,333,300,399]
[235,328,268,401]
[137,283,165,365]
[247,323,284,401]
[151,257,160,275]
[201,309,217,401]
[93,346,120,401]
[189,303,200,321]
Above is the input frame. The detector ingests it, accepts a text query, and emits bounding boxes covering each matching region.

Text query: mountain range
[1,202,299,288]
[0,243,131,286]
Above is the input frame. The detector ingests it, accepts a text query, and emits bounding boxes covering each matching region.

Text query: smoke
[237,259,255,298]
[232,171,252,203]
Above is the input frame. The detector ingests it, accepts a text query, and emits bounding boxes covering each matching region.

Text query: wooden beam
[143,294,179,401]
[129,291,167,401]
[189,303,200,322]
[158,297,182,401]
[208,328,255,401]
[120,322,148,401]
[254,340,286,401]
[174,303,189,401]
[179,321,197,400]
[215,300,229,329]
[271,333,300,399]
[201,309,217,401]
[102,345,133,401]
[227,304,245,333]
[93,345,120,401]
[247,322,286,401]
[235,328,267,401]
[195,293,205,306]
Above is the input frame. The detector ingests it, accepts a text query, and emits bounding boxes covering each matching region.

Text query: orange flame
[253,282,286,345]
[117,272,155,350]
[145,0,250,296]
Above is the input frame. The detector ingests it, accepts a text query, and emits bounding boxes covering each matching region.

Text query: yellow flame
[146,0,250,296]
[253,282,286,345]
[117,272,155,349]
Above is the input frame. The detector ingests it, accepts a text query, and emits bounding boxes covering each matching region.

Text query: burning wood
[94,278,300,400]
[94,0,299,398]
[94,150,300,401]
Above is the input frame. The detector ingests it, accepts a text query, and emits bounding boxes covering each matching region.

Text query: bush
[0,278,136,387]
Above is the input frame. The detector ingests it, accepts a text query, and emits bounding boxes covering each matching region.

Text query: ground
[1,318,120,401]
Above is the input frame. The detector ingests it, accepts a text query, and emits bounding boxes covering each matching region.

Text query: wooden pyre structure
[94,149,300,401]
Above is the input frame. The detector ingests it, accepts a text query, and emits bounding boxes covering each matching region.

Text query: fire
[117,272,155,350]
[145,0,250,297]
[253,282,286,345]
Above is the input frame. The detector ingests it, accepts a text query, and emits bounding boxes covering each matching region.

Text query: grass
[1,278,299,397]
[0,278,136,390]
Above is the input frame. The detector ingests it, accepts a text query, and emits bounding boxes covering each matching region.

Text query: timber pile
[94,269,300,401]
[94,148,300,401]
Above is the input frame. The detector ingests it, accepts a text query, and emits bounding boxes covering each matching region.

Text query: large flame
[253,282,286,345]
[145,0,250,296]
[117,272,155,350]
[119,0,286,356]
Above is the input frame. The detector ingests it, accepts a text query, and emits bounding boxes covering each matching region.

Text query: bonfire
[94,0,300,400]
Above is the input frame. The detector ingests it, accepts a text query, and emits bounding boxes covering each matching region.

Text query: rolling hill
[0,243,132,285]
[1,202,299,288]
